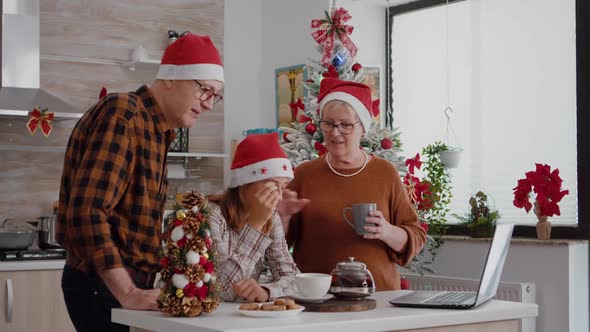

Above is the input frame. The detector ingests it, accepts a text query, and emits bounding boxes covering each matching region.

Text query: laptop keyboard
[423,291,476,305]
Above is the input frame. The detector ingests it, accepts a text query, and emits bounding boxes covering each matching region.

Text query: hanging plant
[421,141,453,236]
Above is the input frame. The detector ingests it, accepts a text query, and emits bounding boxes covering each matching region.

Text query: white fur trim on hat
[319,91,372,132]
[228,158,294,188]
[156,63,224,82]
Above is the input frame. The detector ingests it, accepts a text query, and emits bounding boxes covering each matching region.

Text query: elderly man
[56,33,224,332]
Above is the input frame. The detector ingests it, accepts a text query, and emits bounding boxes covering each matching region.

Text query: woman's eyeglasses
[318,120,361,135]
[194,80,223,105]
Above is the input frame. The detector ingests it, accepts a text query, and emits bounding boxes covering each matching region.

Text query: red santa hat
[156,34,224,82]
[228,133,294,188]
[317,78,377,132]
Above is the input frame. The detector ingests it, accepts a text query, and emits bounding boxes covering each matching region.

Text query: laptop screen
[474,223,514,306]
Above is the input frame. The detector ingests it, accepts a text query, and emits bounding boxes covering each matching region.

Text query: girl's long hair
[207,186,272,233]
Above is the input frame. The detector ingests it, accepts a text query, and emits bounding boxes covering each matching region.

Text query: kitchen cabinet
[0,269,74,332]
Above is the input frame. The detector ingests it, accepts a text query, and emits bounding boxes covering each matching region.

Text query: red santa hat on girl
[156,33,224,82]
[229,133,294,188]
[317,78,379,132]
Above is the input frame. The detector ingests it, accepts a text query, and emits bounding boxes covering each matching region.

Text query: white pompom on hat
[318,78,379,132]
[156,33,224,82]
[228,133,294,188]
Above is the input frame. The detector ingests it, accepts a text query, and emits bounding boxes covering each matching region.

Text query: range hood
[0,0,82,118]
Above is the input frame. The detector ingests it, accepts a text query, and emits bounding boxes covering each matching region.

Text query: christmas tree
[279,6,406,173]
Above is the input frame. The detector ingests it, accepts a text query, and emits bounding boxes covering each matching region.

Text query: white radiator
[405,274,536,332]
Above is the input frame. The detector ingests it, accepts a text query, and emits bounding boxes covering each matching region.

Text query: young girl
[207,132,299,302]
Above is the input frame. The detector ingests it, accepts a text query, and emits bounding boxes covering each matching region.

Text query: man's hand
[246,182,281,231]
[233,278,270,302]
[98,267,159,310]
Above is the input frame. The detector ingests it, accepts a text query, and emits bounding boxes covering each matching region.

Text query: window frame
[385,0,590,239]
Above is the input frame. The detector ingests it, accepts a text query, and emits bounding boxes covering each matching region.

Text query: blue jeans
[61,265,128,332]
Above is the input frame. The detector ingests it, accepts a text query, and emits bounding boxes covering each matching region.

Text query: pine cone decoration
[202,299,219,313]
[159,295,182,317]
[160,266,173,282]
[185,264,205,284]
[184,216,201,234]
[181,191,206,209]
[187,238,206,252]
[182,297,204,317]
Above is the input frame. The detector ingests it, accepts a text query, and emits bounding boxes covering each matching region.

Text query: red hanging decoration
[311,7,358,66]
[99,87,108,100]
[27,107,54,137]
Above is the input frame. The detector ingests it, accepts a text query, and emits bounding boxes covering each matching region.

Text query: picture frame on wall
[361,65,384,128]
[275,64,307,127]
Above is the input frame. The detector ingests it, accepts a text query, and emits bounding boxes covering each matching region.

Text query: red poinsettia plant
[403,153,434,233]
[512,163,569,218]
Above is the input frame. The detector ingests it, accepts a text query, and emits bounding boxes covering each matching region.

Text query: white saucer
[290,293,334,303]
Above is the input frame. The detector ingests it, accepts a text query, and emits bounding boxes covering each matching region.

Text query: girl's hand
[233,278,270,302]
[246,182,280,230]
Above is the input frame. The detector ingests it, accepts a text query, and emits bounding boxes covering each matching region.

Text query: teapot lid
[336,257,367,271]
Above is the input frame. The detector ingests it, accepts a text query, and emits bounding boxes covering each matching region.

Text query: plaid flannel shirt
[56,85,175,274]
[208,203,300,301]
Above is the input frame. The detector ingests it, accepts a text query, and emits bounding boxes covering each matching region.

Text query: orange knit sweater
[285,155,426,291]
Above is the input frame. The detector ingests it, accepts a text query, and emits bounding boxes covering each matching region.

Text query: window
[386,0,590,238]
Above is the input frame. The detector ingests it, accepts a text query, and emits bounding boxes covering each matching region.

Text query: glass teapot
[329,257,375,300]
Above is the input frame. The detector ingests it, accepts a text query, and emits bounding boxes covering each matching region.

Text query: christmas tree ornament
[331,49,347,68]
[400,276,410,290]
[158,191,221,317]
[305,123,317,135]
[27,107,54,137]
[352,63,362,73]
[311,7,358,66]
[380,138,393,150]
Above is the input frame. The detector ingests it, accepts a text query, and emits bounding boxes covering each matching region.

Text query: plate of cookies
[237,299,305,318]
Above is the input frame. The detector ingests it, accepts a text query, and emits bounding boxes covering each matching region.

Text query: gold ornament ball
[203,252,209,260]
[176,210,187,220]
[175,289,184,298]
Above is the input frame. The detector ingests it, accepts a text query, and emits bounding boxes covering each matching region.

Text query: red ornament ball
[305,123,317,135]
[352,63,362,73]
[400,276,410,290]
[380,138,393,150]
[282,132,290,142]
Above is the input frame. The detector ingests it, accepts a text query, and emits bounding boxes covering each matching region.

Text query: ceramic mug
[343,203,376,235]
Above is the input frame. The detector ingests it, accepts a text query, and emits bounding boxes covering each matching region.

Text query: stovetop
[0,248,66,261]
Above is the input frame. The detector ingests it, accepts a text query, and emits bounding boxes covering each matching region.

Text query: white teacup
[295,273,332,298]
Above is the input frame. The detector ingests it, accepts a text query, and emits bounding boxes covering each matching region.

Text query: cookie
[261,304,287,311]
[287,303,301,310]
[274,299,295,306]
[239,303,260,311]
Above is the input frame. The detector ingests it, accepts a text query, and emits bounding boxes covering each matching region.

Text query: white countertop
[0,259,65,271]
[112,290,538,332]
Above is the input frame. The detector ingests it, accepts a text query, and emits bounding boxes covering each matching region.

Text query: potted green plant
[454,191,500,238]
[421,142,453,235]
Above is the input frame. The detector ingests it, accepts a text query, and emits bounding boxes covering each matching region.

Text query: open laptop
[390,223,514,309]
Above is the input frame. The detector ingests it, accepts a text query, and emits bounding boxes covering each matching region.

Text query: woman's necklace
[325,151,369,177]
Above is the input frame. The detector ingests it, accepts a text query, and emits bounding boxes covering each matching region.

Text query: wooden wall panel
[0,0,225,221]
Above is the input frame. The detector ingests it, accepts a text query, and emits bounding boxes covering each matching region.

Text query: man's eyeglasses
[318,120,361,135]
[193,80,223,105]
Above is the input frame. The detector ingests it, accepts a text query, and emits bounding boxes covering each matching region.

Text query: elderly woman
[279,78,426,291]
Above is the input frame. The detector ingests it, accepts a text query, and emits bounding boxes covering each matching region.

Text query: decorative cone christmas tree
[157,191,221,317]
[279,6,406,173]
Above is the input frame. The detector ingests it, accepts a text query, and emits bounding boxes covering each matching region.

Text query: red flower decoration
[352,63,362,73]
[512,163,569,217]
[204,261,215,274]
[184,283,197,298]
[405,153,423,174]
[173,267,184,274]
[160,257,170,267]
[199,256,208,266]
[196,285,208,300]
